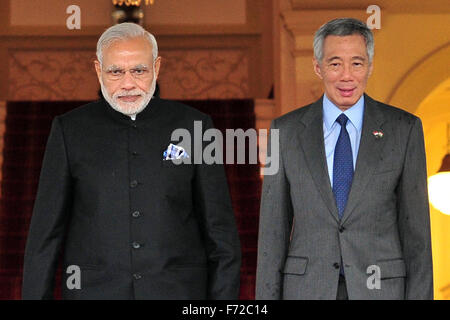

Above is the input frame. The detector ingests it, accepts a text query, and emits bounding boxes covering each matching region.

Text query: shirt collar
[323,93,364,132]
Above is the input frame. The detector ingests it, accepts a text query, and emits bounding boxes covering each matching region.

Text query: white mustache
[113,90,146,100]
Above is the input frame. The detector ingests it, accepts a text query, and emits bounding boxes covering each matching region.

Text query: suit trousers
[336,275,348,300]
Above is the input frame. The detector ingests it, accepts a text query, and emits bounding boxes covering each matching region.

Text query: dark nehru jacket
[22,97,241,299]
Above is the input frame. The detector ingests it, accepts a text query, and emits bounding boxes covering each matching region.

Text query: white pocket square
[163,143,190,160]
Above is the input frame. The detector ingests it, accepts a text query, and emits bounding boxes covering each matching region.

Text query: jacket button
[131,151,138,156]
[333,262,340,269]
[132,242,141,249]
[339,226,345,233]
[132,211,141,218]
[130,180,138,188]
[133,273,142,280]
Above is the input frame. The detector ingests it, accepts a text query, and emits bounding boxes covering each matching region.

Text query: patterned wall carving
[9,50,99,101]
[8,49,249,101]
[158,49,249,99]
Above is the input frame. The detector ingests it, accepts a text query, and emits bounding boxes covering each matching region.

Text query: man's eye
[330,63,340,67]
[111,70,123,75]
[133,69,147,75]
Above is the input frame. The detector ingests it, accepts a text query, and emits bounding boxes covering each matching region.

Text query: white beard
[100,73,157,118]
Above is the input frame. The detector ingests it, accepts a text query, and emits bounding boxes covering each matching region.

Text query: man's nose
[120,71,137,89]
[341,64,353,81]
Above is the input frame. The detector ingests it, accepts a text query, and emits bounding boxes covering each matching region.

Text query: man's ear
[312,58,323,80]
[94,60,102,82]
[153,56,162,80]
[368,61,374,76]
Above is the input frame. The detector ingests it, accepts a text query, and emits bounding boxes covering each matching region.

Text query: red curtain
[0,100,261,300]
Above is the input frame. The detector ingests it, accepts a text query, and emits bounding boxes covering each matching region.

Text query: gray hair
[313,18,374,63]
[96,22,158,65]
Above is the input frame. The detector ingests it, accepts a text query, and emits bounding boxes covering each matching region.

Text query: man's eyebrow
[132,64,149,69]
[104,64,149,71]
[325,56,367,63]
[326,56,342,63]
[104,65,122,72]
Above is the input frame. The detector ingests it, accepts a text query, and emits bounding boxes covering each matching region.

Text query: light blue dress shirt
[323,94,364,187]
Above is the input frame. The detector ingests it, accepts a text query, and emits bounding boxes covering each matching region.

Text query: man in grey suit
[256,18,433,300]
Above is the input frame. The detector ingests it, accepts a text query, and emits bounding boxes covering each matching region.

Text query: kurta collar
[102,97,160,125]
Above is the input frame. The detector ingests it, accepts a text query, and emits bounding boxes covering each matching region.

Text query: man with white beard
[22,23,241,300]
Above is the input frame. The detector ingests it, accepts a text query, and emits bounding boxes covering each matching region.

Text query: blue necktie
[333,114,354,220]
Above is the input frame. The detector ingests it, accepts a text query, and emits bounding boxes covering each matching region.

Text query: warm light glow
[428,172,450,215]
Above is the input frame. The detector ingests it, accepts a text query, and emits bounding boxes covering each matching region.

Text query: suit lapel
[297,97,340,222]
[340,95,386,224]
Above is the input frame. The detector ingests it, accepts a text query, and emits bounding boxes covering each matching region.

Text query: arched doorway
[389,43,450,299]
[416,77,450,300]
[387,42,450,113]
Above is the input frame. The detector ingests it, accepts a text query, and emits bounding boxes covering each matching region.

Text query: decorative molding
[8,48,250,101]
[1,0,269,100]
[8,50,99,101]
[289,0,448,13]
[281,9,366,36]
[289,0,371,10]
[158,49,249,100]
[1,0,261,37]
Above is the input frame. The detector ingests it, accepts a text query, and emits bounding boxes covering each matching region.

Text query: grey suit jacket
[256,94,433,300]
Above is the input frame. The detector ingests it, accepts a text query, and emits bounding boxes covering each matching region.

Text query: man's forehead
[102,37,153,60]
[102,53,153,68]
[102,57,153,69]
[326,55,366,62]
[323,34,366,48]
[322,35,368,56]
[106,36,152,50]
[324,33,366,41]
